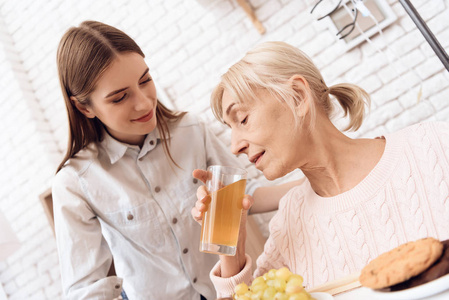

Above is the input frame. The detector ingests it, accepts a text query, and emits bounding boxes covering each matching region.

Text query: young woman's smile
[132,109,154,122]
[84,52,158,146]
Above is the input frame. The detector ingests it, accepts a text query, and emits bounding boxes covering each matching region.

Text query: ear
[70,96,96,119]
[288,75,311,117]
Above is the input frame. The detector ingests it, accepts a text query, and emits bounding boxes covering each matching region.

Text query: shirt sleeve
[209,231,287,298]
[199,118,261,196]
[209,190,293,297]
[210,254,253,298]
[52,167,123,300]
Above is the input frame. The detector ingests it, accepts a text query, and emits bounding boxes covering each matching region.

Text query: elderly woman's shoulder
[412,121,448,131]
[395,121,449,138]
[429,121,449,133]
[391,122,449,155]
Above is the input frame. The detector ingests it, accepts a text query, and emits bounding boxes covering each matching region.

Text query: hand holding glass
[200,165,247,256]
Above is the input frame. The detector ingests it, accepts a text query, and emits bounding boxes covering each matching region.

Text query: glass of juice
[200,165,247,256]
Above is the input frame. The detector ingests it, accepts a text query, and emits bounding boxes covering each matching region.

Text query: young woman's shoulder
[169,112,224,140]
[56,143,99,176]
[171,112,200,128]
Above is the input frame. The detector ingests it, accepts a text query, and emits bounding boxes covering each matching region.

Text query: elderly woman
[192,41,449,298]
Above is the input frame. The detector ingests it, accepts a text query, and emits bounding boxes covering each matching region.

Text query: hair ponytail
[327,83,370,131]
[211,41,371,132]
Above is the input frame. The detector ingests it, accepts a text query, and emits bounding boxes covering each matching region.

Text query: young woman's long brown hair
[56,21,185,173]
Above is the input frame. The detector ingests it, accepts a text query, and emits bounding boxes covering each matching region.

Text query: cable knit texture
[210,122,449,298]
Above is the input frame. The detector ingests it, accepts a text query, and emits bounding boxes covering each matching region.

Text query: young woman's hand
[191,183,210,224]
[191,169,211,224]
[192,169,254,277]
[191,169,253,223]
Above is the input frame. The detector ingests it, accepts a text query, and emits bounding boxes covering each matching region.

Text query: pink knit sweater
[210,122,449,298]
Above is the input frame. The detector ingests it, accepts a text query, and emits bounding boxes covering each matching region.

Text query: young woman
[53,22,298,300]
[192,41,449,298]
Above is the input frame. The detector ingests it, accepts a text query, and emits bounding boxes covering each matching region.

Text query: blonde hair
[211,41,370,131]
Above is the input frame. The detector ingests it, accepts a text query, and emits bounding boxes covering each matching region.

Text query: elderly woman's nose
[231,132,248,155]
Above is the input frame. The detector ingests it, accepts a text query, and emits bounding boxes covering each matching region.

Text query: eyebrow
[223,102,237,126]
[105,68,150,98]
[225,103,237,117]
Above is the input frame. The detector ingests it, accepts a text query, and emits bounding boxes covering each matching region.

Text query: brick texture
[0,0,448,298]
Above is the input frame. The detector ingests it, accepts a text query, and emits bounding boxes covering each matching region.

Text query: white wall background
[0,0,448,298]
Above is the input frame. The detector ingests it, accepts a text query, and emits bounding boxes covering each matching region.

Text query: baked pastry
[390,239,449,291]
[359,237,444,289]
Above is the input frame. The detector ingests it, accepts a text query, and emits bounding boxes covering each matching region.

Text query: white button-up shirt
[52,114,259,300]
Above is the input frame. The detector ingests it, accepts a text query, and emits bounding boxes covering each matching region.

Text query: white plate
[311,292,334,300]
[370,273,449,300]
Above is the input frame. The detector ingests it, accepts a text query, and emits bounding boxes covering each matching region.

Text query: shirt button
[150,140,155,145]
[193,178,198,184]
[127,214,134,220]
[115,284,121,289]
[155,186,161,193]
[183,248,188,254]
[172,218,178,224]
[193,277,197,283]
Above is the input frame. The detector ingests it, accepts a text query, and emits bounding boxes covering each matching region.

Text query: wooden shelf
[39,187,54,235]
[236,0,266,34]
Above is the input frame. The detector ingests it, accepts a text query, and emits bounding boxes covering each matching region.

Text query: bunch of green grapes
[233,267,315,300]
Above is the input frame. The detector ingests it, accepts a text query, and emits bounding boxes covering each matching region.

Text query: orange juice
[200,179,246,249]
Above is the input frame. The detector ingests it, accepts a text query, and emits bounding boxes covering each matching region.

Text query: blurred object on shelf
[236,0,266,34]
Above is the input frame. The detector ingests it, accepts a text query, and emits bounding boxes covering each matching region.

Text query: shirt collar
[101,128,163,164]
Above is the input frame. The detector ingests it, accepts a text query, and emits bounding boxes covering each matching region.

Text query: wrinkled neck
[299,117,385,197]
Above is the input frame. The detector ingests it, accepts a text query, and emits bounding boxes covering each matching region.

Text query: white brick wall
[0,0,448,298]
